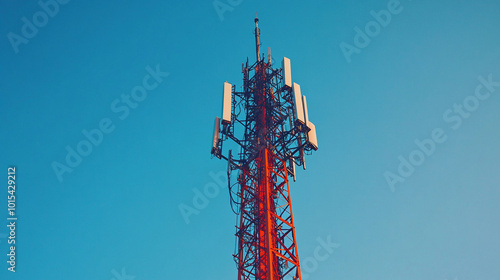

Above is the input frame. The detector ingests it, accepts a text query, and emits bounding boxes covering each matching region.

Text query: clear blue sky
[1,0,500,279]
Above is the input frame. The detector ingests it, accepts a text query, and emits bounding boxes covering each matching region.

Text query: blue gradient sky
[1,1,500,279]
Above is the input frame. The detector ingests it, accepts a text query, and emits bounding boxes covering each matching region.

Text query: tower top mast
[254,17,261,62]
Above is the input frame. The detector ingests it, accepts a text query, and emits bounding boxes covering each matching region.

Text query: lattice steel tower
[211,17,318,280]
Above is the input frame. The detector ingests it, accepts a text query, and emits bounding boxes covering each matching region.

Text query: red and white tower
[211,18,318,280]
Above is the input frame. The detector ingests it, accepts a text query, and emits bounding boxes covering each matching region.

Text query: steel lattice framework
[211,18,318,280]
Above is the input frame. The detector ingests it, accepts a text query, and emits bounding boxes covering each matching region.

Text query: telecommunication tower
[211,17,318,280]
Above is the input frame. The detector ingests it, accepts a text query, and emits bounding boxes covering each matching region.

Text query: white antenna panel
[282,57,292,89]
[293,83,305,124]
[212,116,221,154]
[307,121,318,150]
[222,82,232,124]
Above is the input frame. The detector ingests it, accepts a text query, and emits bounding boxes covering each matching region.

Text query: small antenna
[254,16,261,62]
[268,47,271,65]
